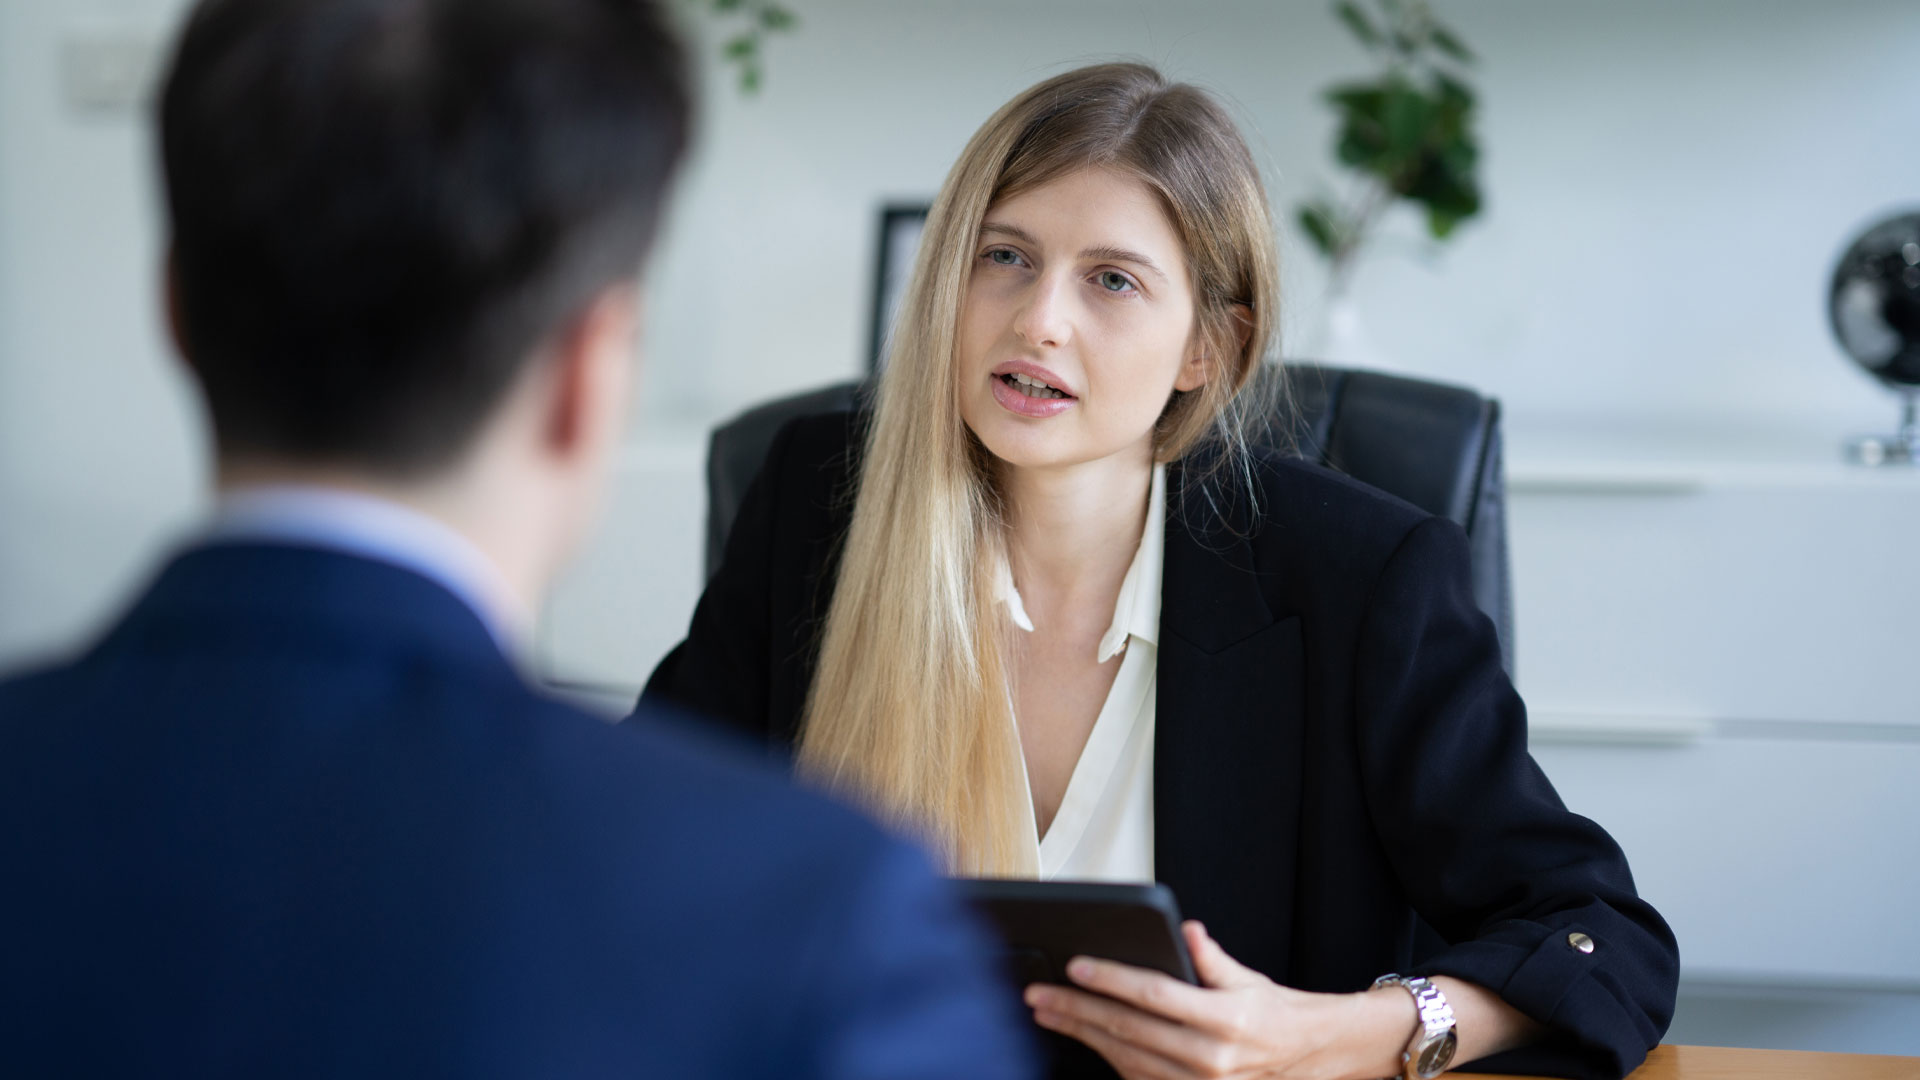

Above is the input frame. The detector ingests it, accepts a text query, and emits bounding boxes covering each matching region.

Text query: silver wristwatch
[1371,974,1458,1080]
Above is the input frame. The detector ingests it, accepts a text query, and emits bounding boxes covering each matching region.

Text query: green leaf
[1423,178,1482,239]
[1430,25,1477,65]
[1312,1,1484,244]
[1335,134,1380,172]
[739,63,762,94]
[1437,137,1478,179]
[723,32,757,60]
[758,4,797,31]
[1296,202,1344,259]
[1334,1,1382,48]
[713,0,745,11]
[1326,81,1392,174]
[1334,109,1391,173]
[1434,71,1474,111]
[1428,77,1473,147]
[1380,81,1432,159]
[1405,154,1481,232]
[1325,84,1385,119]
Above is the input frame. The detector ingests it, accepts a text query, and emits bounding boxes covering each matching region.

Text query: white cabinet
[1531,736,1919,987]
[1511,450,1920,735]
[1508,425,1920,993]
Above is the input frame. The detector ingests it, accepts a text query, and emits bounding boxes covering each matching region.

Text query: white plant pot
[1314,292,1386,371]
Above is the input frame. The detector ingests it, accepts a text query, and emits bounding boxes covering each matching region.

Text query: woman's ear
[1173,304,1254,393]
[1173,346,1212,393]
[1229,302,1255,356]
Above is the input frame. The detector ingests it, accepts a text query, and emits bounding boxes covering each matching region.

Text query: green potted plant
[685,0,798,94]
[1296,0,1484,306]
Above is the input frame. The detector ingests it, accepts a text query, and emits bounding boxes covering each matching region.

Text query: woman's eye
[1097,270,1137,293]
[986,248,1024,267]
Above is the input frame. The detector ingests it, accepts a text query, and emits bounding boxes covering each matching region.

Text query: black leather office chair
[704,363,1513,671]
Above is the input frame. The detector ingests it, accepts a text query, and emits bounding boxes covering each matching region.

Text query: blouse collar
[996,462,1166,663]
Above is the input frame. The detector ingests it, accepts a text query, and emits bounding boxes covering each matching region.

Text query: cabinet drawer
[1532,735,1920,986]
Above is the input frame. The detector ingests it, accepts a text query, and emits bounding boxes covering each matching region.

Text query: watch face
[1416,1031,1458,1077]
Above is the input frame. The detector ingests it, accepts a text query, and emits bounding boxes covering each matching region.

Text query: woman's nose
[1013,275,1073,349]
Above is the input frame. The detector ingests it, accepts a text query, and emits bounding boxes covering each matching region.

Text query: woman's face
[956,167,1207,473]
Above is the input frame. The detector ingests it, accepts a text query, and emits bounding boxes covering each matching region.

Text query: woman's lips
[991,373,1078,418]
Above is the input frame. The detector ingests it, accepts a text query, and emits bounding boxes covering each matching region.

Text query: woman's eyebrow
[978,222,1169,283]
[1081,245,1168,282]
[978,221,1040,246]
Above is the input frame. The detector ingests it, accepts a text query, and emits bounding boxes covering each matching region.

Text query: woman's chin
[964,416,1069,470]
[967,418,1129,475]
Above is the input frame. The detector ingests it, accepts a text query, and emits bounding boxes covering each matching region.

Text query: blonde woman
[641,63,1676,1080]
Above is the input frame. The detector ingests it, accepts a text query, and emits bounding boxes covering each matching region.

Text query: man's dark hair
[160,0,691,474]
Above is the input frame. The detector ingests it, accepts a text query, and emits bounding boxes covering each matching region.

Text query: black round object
[1830,210,1920,388]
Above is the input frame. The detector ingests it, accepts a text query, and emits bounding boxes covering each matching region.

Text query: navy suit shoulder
[0,544,1033,1080]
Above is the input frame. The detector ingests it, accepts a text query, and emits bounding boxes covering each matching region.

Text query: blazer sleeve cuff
[1409,919,1664,1080]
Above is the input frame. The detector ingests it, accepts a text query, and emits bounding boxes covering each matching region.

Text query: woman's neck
[1000,444,1155,629]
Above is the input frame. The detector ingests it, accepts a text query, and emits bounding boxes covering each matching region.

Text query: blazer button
[1567,932,1596,954]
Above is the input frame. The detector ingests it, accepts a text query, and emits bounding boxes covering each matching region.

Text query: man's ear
[163,246,195,371]
[542,283,640,459]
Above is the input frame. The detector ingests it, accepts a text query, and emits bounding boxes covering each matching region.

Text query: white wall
[0,0,203,667]
[639,0,1920,435]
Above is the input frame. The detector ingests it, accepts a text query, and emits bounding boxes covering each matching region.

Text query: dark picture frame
[867,203,931,372]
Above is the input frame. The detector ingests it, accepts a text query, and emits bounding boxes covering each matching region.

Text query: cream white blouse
[997,463,1165,884]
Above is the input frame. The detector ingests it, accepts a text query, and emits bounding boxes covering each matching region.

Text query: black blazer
[640,411,1679,1080]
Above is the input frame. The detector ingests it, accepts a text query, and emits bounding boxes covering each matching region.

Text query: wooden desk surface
[1454,1044,1920,1080]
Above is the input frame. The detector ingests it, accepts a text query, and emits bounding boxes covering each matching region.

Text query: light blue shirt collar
[202,485,527,656]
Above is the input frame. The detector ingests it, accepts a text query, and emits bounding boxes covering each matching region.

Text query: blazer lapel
[1154,471,1307,983]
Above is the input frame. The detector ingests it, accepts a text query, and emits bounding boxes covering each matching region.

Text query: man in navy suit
[0,1,1033,1076]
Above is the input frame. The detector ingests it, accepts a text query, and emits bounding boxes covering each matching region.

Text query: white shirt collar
[996,463,1166,663]
[202,485,526,655]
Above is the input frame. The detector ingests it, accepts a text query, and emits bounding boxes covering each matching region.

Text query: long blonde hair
[797,62,1284,875]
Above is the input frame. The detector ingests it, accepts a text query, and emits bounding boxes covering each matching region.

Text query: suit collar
[205,486,525,654]
[1157,458,1277,653]
[103,542,518,676]
[1152,456,1304,981]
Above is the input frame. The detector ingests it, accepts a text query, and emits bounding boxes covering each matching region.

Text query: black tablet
[956,879,1199,988]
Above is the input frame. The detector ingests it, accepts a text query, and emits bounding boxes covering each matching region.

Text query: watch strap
[1371,974,1458,1079]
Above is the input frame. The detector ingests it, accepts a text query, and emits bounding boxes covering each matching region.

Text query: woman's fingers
[1028,984,1226,1071]
[1058,956,1220,1028]
[1033,1007,1191,1080]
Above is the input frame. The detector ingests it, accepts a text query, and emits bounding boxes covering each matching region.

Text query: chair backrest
[704,363,1513,671]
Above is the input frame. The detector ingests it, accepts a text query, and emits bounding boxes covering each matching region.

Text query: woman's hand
[1024,921,1417,1080]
